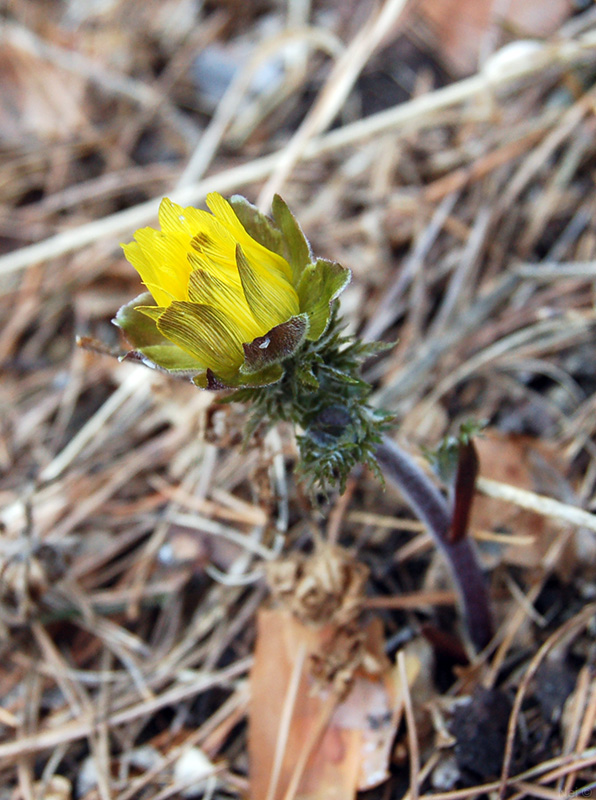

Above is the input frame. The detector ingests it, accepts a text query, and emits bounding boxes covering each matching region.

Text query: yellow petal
[236,245,299,331]
[135,305,165,322]
[122,241,172,308]
[206,192,293,282]
[123,228,191,306]
[187,267,260,343]
[156,301,245,372]
[160,197,247,283]
[158,197,215,237]
[187,229,240,282]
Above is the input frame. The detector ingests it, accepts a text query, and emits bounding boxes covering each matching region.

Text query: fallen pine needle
[2,30,596,278]
[476,476,596,533]
[399,649,420,800]
[363,591,457,610]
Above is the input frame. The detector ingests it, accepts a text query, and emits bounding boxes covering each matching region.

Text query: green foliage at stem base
[224,304,393,493]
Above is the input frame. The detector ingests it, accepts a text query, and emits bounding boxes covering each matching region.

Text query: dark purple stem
[376,436,493,652]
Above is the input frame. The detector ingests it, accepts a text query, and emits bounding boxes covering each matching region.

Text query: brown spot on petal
[191,232,213,251]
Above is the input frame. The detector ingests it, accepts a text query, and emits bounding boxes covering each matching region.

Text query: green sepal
[242,314,308,373]
[272,194,312,284]
[113,293,206,375]
[229,195,284,258]
[297,259,351,341]
[193,362,283,390]
[113,292,169,348]
[136,305,165,322]
[124,345,205,374]
[238,362,284,386]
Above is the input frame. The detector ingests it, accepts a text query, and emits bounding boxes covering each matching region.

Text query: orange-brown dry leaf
[249,608,416,800]
[411,0,572,76]
[0,38,87,143]
[472,430,572,572]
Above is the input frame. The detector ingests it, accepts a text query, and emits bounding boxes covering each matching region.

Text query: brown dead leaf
[18,775,72,800]
[249,609,419,799]
[412,0,572,76]
[0,37,87,143]
[472,430,572,572]
[250,545,420,800]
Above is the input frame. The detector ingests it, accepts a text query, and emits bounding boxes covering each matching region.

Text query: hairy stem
[375,436,493,652]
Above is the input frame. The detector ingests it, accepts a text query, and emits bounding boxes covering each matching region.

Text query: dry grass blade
[499,604,596,798]
[0,29,594,277]
[477,476,596,533]
[2,1,596,797]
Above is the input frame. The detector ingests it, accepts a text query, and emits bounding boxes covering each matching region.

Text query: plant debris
[1,1,596,798]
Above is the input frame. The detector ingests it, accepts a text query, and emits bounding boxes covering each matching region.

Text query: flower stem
[375,436,493,653]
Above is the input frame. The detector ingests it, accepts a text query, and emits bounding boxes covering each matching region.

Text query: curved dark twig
[376,436,493,652]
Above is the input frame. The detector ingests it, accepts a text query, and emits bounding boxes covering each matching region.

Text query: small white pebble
[174,747,216,797]
[432,755,461,791]
[483,40,544,83]
[34,775,71,800]
[124,745,161,771]
[77,756,98,796]
[158,542,175,565]
[365,768,387,786]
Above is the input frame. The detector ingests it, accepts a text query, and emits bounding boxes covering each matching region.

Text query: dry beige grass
[1,1,596,798]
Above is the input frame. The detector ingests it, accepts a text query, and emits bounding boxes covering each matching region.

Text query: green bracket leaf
[272,194,312,284]
[297,259,351,341]
[113,292,169,348]
[229,195,284,257]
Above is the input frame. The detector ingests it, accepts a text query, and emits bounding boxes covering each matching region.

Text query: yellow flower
[116,193,350,388]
